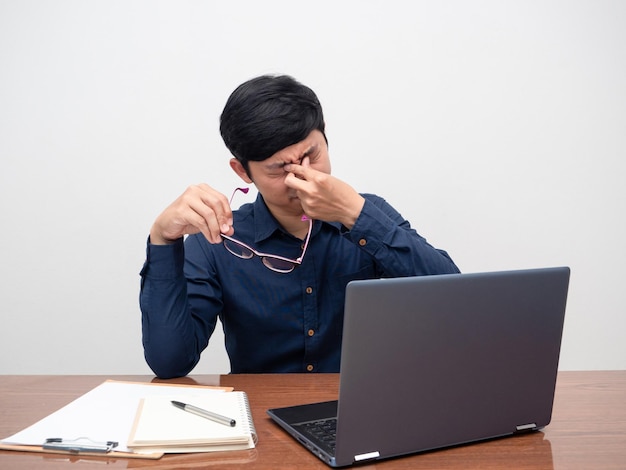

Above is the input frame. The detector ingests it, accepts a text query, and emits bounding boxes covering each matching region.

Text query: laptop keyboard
[294,418,338,455]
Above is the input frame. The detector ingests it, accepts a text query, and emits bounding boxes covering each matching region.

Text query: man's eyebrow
[301,144,318,158]
[263,161,287,170]
[263,144,319,170]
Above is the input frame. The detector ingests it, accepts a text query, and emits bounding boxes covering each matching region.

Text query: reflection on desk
[1,371,625,469]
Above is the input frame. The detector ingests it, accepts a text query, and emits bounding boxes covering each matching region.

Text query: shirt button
[306,286,313,294]
[308,329,315,337]
[306,364,314,372]
[359,238,367,246]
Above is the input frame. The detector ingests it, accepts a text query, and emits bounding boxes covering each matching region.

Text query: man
[140,75,459,378]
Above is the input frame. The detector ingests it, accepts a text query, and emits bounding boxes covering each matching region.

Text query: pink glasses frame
[220,187,312,273]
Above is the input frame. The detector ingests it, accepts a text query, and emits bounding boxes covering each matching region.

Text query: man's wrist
[149,226,180,245]
[339,195,366,230]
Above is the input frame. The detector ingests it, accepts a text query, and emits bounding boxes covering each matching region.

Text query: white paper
[1,380,226,452]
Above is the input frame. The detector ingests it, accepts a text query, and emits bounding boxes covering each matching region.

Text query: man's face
[245,130,330,217]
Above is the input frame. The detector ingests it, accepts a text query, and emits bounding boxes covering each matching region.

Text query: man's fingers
[188,187,233,243]
[284,171,307,191]
[284,159,310,180]
[169,185,234,244]
[197,185,233,232]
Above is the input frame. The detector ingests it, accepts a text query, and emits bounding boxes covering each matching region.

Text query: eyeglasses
[221,187,312,273]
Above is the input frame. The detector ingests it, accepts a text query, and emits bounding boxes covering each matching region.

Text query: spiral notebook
[127,392,257,453]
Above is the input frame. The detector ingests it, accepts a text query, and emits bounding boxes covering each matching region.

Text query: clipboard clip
[43,437,119,454]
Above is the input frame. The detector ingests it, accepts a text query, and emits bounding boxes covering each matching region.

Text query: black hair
[219,75,326,172]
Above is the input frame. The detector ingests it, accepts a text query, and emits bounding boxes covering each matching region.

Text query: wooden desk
[1,371,625,469]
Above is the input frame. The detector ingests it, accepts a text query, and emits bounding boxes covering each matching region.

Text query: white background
[1,0,624,374]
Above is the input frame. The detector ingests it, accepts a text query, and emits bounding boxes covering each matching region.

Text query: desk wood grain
[1,371,624,469]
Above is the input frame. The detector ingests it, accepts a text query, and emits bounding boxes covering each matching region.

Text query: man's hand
[149,184,233,245]
[284,158,365,229]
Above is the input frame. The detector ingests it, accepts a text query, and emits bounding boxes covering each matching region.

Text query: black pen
[171,400,236,427]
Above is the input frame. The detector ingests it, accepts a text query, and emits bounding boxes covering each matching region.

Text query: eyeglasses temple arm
[229,187,250,205]
[297,216,313,263]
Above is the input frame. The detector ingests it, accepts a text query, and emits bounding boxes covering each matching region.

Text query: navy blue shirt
[140,194,459,378]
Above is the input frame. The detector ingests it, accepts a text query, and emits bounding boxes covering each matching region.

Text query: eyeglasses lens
[223,239,254,259]
[262,257,296,273]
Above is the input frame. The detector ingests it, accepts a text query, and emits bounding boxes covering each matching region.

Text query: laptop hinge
[354,451,380,462]
[516,423,537,432]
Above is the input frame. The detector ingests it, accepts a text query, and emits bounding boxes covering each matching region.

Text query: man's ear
[229,158,253,184]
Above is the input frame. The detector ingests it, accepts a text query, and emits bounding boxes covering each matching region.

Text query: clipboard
[0,441,163,460]
[44,437,120,453]
[0,380,233,460]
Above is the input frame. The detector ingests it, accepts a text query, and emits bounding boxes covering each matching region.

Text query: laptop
[267,267,570,467]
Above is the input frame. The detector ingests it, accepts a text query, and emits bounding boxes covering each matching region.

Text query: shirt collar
[251,193,342,243]
[252,194,282,243]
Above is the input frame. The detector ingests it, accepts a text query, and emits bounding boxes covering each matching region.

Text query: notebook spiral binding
[240,392,258,445]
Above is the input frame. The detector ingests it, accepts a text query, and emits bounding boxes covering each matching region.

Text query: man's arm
[284,159,459,276]
[141,183,234,378]
[139,239,219,378]
[347,194,460,277]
